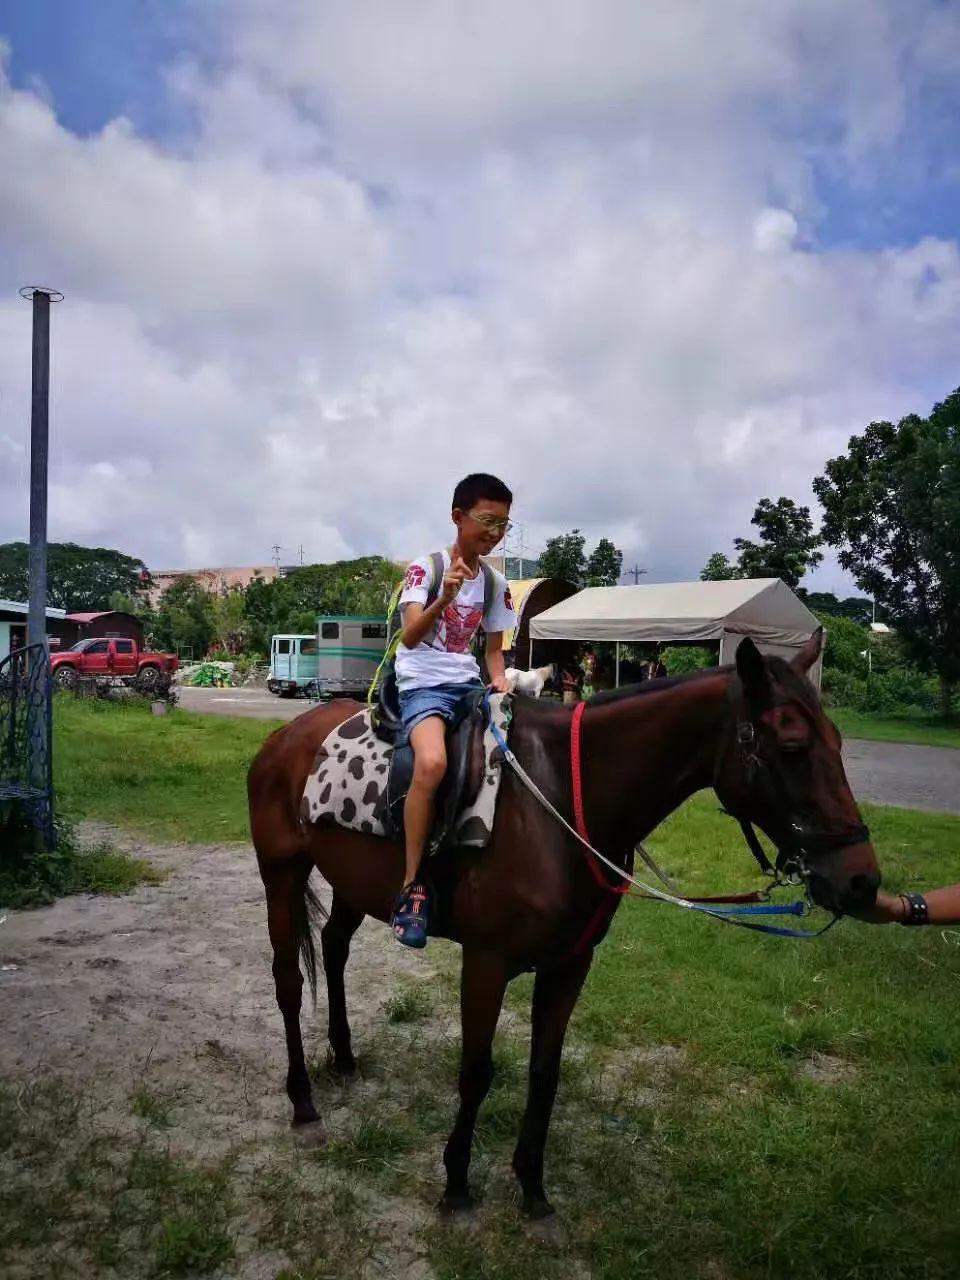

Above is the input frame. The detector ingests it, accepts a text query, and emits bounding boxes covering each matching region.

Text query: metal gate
[0,643,54,848]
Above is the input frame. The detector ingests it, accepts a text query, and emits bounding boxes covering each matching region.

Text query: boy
[390,473,517,947]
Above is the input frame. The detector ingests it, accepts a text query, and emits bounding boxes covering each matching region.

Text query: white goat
[504,663,555,697]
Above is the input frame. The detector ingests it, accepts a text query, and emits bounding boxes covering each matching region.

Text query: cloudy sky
[1,1,958,588]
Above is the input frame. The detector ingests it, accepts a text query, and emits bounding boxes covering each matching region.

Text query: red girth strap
[569,702,627,957]
[566,702,762,959]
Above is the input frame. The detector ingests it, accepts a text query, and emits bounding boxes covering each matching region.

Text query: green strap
[367,551,445,705]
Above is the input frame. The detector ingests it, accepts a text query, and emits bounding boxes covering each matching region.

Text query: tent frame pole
[615,641,621,687]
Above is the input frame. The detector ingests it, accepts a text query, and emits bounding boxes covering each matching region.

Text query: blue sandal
[391,882,430,949]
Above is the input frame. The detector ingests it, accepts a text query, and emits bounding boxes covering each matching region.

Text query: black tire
[53,665,79,691]
[266,680,280,696]
[136,664,161,693]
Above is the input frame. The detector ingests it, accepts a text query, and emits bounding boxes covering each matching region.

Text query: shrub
[662,646,715,675]
[0,807,162,908]
[821,667,940,717]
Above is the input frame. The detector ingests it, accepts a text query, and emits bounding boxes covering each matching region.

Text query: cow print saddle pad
[300,694,512,849]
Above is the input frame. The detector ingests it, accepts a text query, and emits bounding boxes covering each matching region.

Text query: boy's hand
[488,675,512,694]
[439,555,469,605]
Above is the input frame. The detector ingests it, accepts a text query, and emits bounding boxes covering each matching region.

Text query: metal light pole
[19,285,62,847]
[21,288,62,652]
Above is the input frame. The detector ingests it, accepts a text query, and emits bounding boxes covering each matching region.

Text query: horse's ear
[735,637,766,689]
[792,627,823,674]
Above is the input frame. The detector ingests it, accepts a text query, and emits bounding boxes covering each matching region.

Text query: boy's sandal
[391,882,430,949]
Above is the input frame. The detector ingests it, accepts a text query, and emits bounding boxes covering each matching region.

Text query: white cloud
[0,5,958,591]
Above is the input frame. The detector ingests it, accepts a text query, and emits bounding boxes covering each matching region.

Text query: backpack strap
[480,561,496,629]
[426,551,445,609]
[370,551,447,705]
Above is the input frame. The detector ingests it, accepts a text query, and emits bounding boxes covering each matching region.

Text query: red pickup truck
[50,638,179,692]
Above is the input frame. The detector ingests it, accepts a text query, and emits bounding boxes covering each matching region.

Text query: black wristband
[899,892,929,926]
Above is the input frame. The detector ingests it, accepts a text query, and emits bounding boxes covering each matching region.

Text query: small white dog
[504,663,555,697]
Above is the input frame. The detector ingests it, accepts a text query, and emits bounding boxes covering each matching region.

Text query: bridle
[721,676,870,890]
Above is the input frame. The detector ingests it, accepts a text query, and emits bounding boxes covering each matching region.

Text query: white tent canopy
[530,578,822,676]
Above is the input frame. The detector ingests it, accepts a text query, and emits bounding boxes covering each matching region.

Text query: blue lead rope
[484,692,839,941]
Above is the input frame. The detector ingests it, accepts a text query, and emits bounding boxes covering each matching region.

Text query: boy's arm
[485,632,510,692]
[400,598,447,650]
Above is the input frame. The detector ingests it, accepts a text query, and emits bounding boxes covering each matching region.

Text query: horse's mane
[585,654,822,714]
[586,664,724,706]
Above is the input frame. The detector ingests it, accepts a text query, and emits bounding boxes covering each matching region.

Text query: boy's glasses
[466,511,512,536]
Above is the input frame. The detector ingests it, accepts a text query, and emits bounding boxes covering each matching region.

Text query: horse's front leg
[512,952,592,1217]
[441,948,508,1212]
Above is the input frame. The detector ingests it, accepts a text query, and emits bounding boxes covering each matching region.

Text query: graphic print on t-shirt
[439,604,484,654]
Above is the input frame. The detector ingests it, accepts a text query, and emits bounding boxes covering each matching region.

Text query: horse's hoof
[438,1192,475,1217]
[523,1209,564,1244]
[291,1116,327,1146]
[522,1195,555,1221]
[330,1053,357,1079]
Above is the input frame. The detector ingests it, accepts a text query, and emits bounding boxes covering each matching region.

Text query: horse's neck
[581,674,729,854]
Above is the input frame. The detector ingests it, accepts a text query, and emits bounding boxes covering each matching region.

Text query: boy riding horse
[391,473,516,947]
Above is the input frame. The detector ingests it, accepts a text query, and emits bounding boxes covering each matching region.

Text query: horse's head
[713,631,880,915]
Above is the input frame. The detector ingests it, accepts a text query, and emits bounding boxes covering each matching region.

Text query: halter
[722,675,870,887]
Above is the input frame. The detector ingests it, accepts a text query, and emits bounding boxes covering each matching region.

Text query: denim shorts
[398,681,484,738]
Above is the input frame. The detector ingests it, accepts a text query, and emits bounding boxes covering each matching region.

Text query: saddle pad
[300,695,512,849]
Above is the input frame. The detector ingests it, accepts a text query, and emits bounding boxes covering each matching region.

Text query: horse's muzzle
[806,847,880,915]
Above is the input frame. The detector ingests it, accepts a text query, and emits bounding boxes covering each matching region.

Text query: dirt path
[0,826,459,1279]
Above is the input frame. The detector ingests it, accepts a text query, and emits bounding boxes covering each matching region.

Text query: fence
[0,644,54,848]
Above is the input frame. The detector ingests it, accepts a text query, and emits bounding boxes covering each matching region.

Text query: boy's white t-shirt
[396,550,516,692]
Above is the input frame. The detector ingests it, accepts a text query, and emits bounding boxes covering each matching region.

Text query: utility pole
[298,544,304,567]
[272,544,282,573]
[20,284,62,850]
[628,564,647,585]
[21,288,61,651]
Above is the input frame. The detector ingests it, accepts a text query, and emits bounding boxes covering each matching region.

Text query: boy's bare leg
[402,717,447,886]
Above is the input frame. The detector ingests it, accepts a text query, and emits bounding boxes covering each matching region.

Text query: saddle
[373,670,487,849]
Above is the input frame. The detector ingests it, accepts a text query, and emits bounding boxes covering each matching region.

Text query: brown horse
[248,632,879,1217]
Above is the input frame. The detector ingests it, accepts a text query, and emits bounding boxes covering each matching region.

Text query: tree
[814,613,869,676]
[211,590,247,654]
[733,497,823,590]
[0,541,150,611]
[539,530,587,584]
[585,538,623,587]
[539,531,624,586]
[700,552,739,581]
[152,577,216,657]
[242,558,401,654]
[814,389,960,717]
[805,592,875,626]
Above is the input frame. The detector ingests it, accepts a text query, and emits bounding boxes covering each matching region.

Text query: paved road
[176,686,960,815]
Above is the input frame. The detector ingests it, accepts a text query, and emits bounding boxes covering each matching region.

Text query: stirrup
[391,882,430,949]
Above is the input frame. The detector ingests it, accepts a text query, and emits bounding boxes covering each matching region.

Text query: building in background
[0,599,69,660]
[146,564,280,606]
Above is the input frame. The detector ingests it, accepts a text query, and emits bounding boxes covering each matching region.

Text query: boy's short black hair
[452,473,513,511]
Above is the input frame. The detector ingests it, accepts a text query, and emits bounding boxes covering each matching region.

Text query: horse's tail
[294,871,326,1007]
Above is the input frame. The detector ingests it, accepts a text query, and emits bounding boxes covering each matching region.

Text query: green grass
[0,1079,236,1276]
[52,693,285,842]
[435,793,960,1279]
[830,706,960,749]
[0,810,165,907]
[42,694,960,1278]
